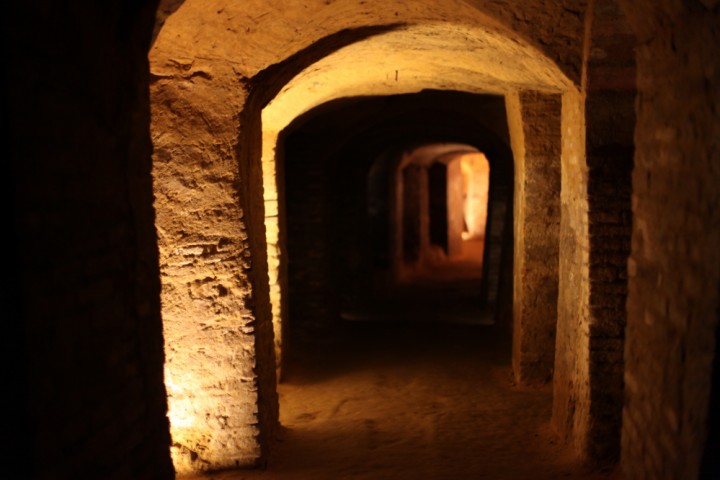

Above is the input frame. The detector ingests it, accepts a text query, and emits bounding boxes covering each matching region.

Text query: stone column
[553,1,635,464]
[150,55,277,473]
[506,90,562,385]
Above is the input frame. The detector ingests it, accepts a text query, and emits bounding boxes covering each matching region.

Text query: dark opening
[367,152,393,269]
[428,163,449,255]
[402,165,423,263]
[279,90,514,348]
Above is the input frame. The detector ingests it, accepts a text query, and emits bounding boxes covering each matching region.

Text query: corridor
[182,263,617,480]
[8,1,718,479]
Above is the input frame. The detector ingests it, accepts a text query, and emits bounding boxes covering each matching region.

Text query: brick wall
[585,0,635,463]
[506,91,562,385]
[619,1,720,478]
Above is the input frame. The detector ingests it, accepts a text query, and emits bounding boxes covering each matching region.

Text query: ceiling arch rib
[262,23,574,137]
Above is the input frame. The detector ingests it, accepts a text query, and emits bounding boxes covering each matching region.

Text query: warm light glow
[165,378,197,429]
[460,152,491,240]
[164,372,204,474]
[262,136,284,376]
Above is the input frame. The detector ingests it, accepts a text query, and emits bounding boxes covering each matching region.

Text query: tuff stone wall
[552,1,636,463]
[8,2,174,478]
[402,165,427,264]
[150,41,278,473]
[619,1,720,478]
[154,0,586,85]
[506,91,562,385]
[553,88,592,456]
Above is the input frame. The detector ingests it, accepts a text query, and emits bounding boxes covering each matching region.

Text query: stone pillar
[553,1,636,464]
[553,88,591,455]
[583,0,635,463]
[150,53,278,473]
[506,90,562,385]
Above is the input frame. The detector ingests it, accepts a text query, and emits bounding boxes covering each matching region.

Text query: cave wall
[151,0,587,84]
[150,47,278,472]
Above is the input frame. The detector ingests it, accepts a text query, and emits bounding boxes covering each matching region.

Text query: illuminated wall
[460,153,491,242]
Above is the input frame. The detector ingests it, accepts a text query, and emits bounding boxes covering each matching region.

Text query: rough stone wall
[238,92,282,465]
[506,91,562,385]
[265,138,289,378]
[8,2,174,478]
[156,0,586,85]
[330,148,380,315]
[619,1,720,478]
[584,0,636,463]
[553,88,592,455]
[553,1,636,463]
[468,0,589,84]
[150,49,277,472]
[154,0,589,85]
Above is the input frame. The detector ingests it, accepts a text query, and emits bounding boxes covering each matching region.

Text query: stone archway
[257,20,575,381]
[149,0,629,473]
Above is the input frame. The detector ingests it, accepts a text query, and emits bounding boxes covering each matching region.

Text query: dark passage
[428,162,449,255]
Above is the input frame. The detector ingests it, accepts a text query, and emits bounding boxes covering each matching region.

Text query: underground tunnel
[278,92,512,346]
[150,0,621,471]
[222,91,577,479]
[8,0,719,479]
[148,0,718,477]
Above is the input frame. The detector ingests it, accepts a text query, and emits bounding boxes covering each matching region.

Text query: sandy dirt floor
[182,244,620,480]
[182,323,619,480]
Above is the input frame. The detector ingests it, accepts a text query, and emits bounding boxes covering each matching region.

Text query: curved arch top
[262,22,575,136]
[152,0,585,87]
